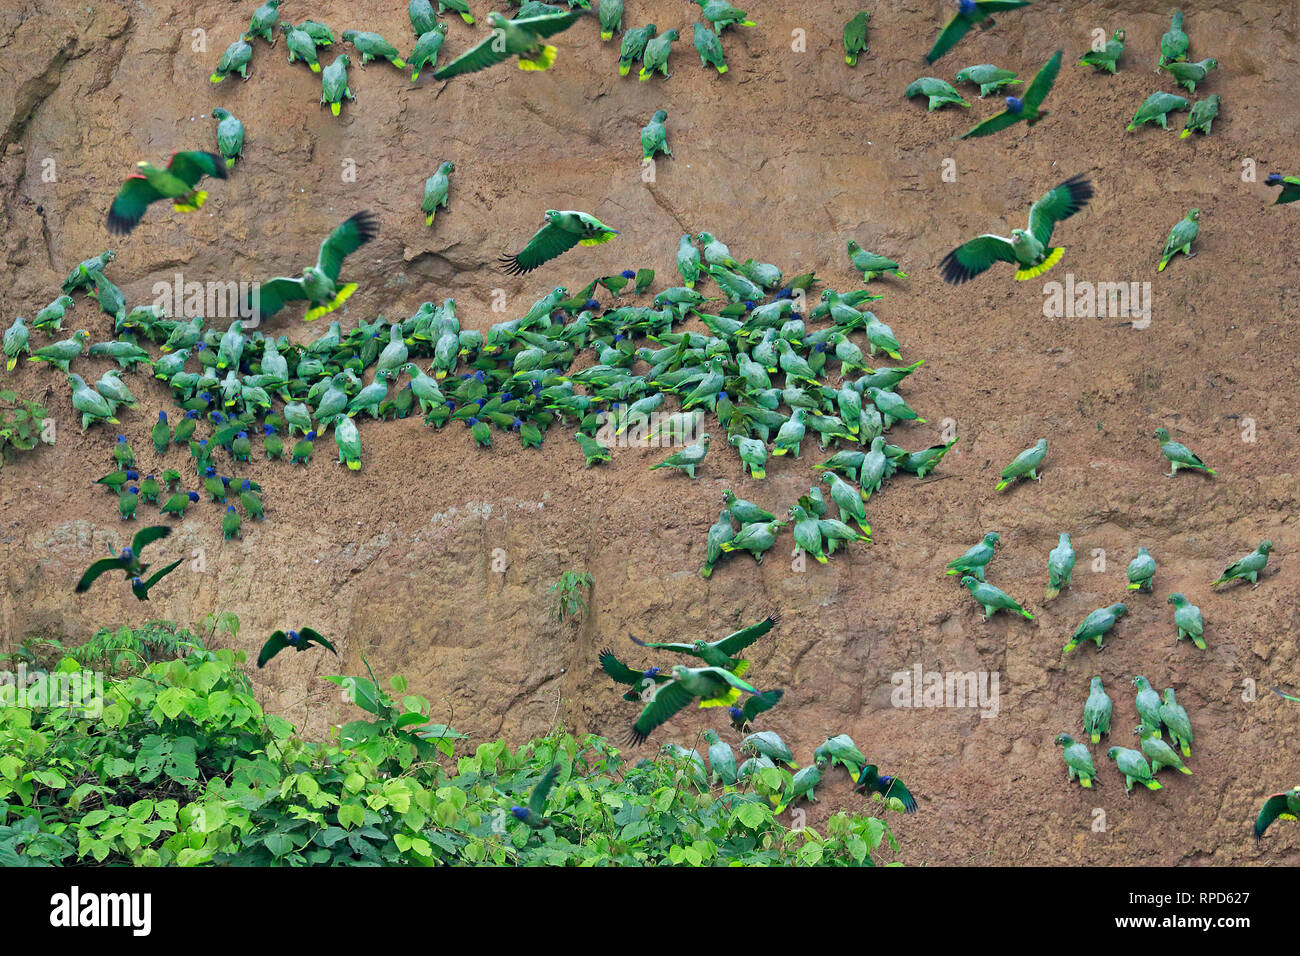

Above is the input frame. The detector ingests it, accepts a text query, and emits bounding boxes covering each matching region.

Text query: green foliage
[0,617,898,866]
[548,570,593,622]
[0,389,53,468]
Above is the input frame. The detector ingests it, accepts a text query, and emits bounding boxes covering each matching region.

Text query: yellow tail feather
[310,62,321,72]
[391,58,406,67]
[331,102,341,116]
[700,687,742,708]
[347,460,361,471]
[173,190,208,213]
[618,62,631,76]
[225,157,236,168]
[425,212,435,226]
[6,357,16,371]
[210,73,225,83]
[460,12,474,24]
[1015,247,1065,280]
[1080,777,1091,788]
[304,283,357,321]
[518,45,557,71]
[578,230,619,247]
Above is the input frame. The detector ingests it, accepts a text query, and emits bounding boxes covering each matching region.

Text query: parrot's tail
[600,30,613,40]
[331,102,341,116]
[1044,586,1060,601]
[1015,247,1065,280]
[209,73,226,83]
[459,12,474,24]
[173,190,208,213]
[310,62,321,73]
[425,212,435,226]
[519,45,557,71]
[700,687,742,708]
[1143,779,1163,790]
[700,565,713,579]
[846,54,857,65]
[225,157,236,168]
[390,58,406,68]
[1080,776,1092,788]
[304,283,357,321]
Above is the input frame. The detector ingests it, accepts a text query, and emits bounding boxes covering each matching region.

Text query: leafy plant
[0,389,53,469]
[548,570,593,622]
[0,616,900,866]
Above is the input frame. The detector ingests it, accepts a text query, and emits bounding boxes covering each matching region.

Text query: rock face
[1,1,1298,864]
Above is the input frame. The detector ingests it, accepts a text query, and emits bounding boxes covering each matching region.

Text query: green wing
[316,211,378,280]
[628,680,696,745]
[130,524,173,557]
[134,557,183,600]
[739,688,783,722]
[959,108,1025,139]
[1028,174,1093,245]
[75,557,126,593]
[628,632,698,656]
[707,666,761,696]
[940,234,1017,283]
[257,630,291,668]
[500,220,582,275]
[599,648,646,685]
[431,32,512,79]
[976,0,1032,9]
[1255,792,1298,838]
[167,151,228,188]
[299,627,338,656]
[248,277,308,321]
[925,15,972,64]
[1022,49,1061,112]
[513,10,583,39]
[107,176,165,234]
[713,613,779,656]
[528,763,562,817]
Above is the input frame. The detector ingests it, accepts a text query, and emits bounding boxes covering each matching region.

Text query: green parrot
[1127,547,1156,590]
[160,490,200,518]
[1156,210,1200,271]
[1063,603,1127,653]
[771,408,807,458]
[904,76,969,111]
[422,161,454,225]
[334,415,362,470]
[507,764,562,830]
[1160,688,1193,756]
[941,176,1092,283]
[692,23,727,74]
[432,11,582,78]
[1132,676,1164,738]
[790,504,828,564]
[855,765,917,813]
[1136,724,1191,775]
[954,63,1020,97]
[246,211,378,321]
[1078,28,1124,74]
[618,24,656,76]
[598,0,623,40]
[629,614,777,671]
[701,508,735,579]
[730,433,767,480]
[702,729,738,785]
[247,0,281,44]
[1154,426,1213,476]
[995,438,1047,489]
[640,110,670,162]
[626,665,775,745]
[500,210,618,274]
[297,20,335,46]
[1127,91,1189,130]
[846,240,905,281]
[1254,787,1300,839]
[210,37,253,82]
[719,519,785,562]
[573,431,611,467]
[960,49,1060,138]
[256,627,338,667]
[1083,677,1111,744]
[1163,56,1216,92]
[1045,532,1074,600]
[30,330,89,374]
[210,109,244,168]
[1180,93,1219,137]
[321,53,356,116]
[280,22,321,71]
[694,0,753,34]
[675,234,702,288]
[1107,746,1162,794]
[721,490,775,524]
[599,648,672,701]
[75,525,172,593]
[409,23,449,80]
[961,576,1032,621]
[821,472,870,534]
[866,386,924,427]
[742,731,795,767]
[638,28,678,81]
[774,761,824,814]
[1054,733,1097,788]
[437,0,475,25]
[3,316,28,370]
[1265,172,1300,204]
[649,433,709,478]
[728,690,783,732]
[945,531,999,581]
[1212,541,1272,588]
[106,151,227,234]
[843,11,869,66]
[62,251,114,294]
[34,293,76,331]
[1158,10,1188,68]
[222,504,242,540]
[341,30,407,69]
[925,0,1031,64]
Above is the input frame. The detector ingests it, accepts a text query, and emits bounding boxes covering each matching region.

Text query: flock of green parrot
[3,0,1296,849]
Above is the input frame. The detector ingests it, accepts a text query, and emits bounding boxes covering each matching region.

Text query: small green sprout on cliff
[0,389,54,469]
[548,570,593,623]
